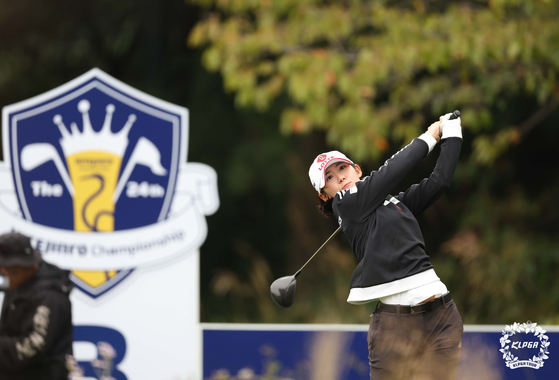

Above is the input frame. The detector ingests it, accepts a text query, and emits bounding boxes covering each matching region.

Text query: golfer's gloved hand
[439,113,462,139]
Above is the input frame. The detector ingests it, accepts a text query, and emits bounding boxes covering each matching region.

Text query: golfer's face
[321,162,362,198]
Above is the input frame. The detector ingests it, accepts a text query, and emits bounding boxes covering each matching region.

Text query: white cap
[308,150,354,193]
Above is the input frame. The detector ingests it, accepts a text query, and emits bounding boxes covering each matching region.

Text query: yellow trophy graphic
[54,101,135,232]
[20,99,168,290]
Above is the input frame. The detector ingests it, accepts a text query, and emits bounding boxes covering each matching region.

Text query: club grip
[449,110,461,120]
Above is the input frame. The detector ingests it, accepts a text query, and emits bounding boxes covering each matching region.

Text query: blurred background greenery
[0,0,558,325]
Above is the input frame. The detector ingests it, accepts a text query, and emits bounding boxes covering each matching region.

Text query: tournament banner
[0,68,219,379]
[202,324,559,380]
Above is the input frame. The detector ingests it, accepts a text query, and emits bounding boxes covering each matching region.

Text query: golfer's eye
[326,175,333,182]
[339,165,346,171]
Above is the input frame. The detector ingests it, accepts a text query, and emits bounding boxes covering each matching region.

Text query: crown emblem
[53,99,136,157]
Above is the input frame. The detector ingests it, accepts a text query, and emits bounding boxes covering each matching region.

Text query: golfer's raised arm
[396,115,463,215]
[334,132,437,221]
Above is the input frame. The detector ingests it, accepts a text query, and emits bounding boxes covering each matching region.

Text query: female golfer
[308,113,464,380]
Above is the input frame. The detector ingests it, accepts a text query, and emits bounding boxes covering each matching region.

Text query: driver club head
[269,227,340,309]
[270,275,298,308]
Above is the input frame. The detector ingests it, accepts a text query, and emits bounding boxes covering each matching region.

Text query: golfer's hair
[317,163,360,218]
[317,195,334,217]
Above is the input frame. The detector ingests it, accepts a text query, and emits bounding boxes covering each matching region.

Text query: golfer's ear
[318,192,330,202]
[355,164,363,178]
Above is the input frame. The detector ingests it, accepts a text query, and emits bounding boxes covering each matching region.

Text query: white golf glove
[439,113,462,139]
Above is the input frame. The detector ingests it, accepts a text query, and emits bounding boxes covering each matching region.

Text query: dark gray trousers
[368,299,463,380]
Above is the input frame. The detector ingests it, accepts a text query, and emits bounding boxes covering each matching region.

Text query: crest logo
[1,68,219,298]
[500,321,550,369]
[317,154,327,163]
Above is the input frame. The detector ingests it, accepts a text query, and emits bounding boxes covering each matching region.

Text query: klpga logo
[511,341,540,350]
[0,68,219,298]
[500,321,550,369]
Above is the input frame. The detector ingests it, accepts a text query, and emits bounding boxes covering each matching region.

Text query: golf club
[448,110,460,120]
[270,226,341,308]
[270,110,461,308]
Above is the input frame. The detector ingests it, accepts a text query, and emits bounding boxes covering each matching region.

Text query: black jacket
[0,260,73,380]
[333,136,462,303]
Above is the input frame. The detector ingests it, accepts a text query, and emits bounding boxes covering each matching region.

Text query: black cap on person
[0,232,42,267]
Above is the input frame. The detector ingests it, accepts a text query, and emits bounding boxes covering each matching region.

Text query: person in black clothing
[0,232,74,380]
[308,113,464,380]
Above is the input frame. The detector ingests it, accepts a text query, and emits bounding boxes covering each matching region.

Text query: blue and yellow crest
[1,69,218,298]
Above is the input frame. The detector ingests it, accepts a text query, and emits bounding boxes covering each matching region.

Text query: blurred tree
[189,0,559,324]
[189,0,559,163]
